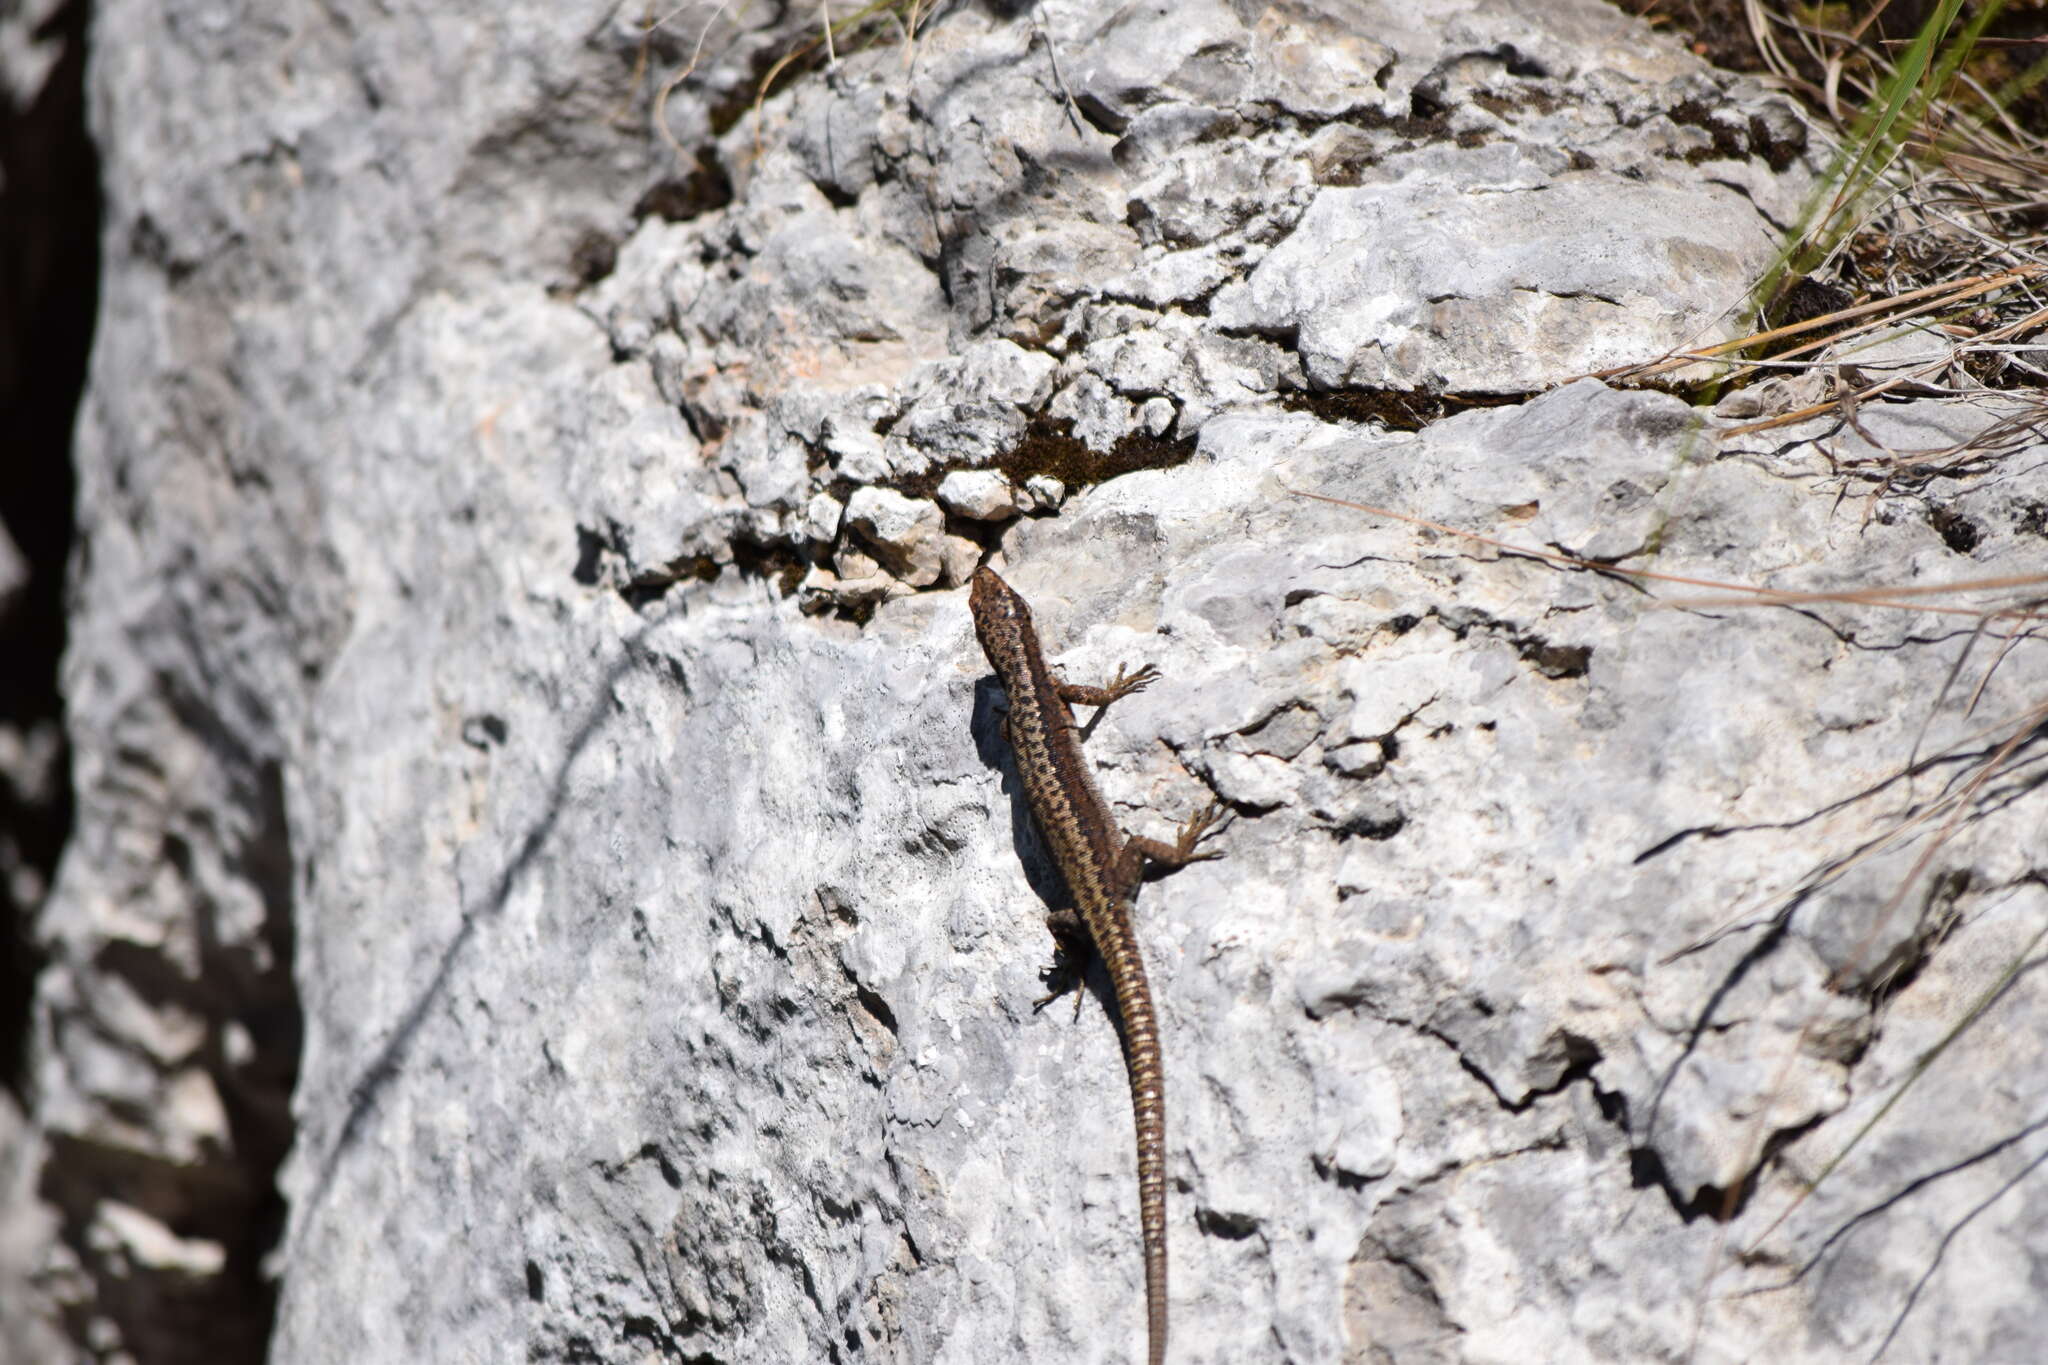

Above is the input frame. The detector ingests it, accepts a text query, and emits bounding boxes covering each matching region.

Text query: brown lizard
[969,565,1225,1365]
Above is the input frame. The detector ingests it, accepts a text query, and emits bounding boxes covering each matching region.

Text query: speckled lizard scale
[969,567,1223,1365]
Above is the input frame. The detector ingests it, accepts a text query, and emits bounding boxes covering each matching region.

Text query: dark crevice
[573,522,617,586]
[1625,1145,1723,1223]
[587,414,1203,616]
[1619,912,1842,1226]
[34,751,301,1365]
[462,713,510,749]
[621,555,720,609]
[1073,90,1129,137]
[567,228,620,288]
[987,416,1197,499]
[1314,1151,1377,1192]
[728,532,811,597]
[1430,606,1594,680]
[1631,1110,1827,1226]
[0,0,96,1103]
[843,960,899,1037]
[1516,635,1592,679]
[1665,96,1753,161]
[1927,504,1983,555]
[1333,809,1405,842]
[1601,1035,1752,1225]
[1275,385,1528,433]
[633,147,736,224]
[1195,1206,1259,1240]
[637,1141,684,1190]
[1436,1027,1602,1116]
[1448,1045,1512,1108]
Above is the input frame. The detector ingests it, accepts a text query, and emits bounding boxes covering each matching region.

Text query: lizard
[968,565,1225,1365]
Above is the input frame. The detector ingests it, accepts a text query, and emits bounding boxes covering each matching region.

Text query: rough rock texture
[7,1,2048,1363]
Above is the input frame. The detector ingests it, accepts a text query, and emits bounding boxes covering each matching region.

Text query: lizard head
[969,567,1035,672]
[969,565,1025,617]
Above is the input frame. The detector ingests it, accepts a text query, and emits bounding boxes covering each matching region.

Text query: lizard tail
[1107,932,1169,1365]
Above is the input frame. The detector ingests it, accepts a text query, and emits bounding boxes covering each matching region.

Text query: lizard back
[971,565,1173,1365]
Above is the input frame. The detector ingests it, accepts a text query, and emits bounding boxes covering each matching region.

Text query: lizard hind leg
[1033,909,1093,1023]
[1121,803,1232,890]
[1172,802,1230,862]
[1055,661,1161,713]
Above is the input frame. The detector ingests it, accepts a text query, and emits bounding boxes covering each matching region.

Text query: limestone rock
[7,3,2044,1365]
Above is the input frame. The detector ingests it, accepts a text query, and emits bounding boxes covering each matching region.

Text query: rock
[800,491,845,544]
[89,1202,226,1278]
[1020,474,1067,512]
[935,470,1018,521]
[844,487,946,587]
[9,2,2044,1364]
[938,535,983,589]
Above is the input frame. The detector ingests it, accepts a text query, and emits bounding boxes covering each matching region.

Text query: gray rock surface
[7,1,2047,1363]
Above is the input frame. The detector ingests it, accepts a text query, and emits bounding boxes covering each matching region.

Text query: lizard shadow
[969,673,1175,1032]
